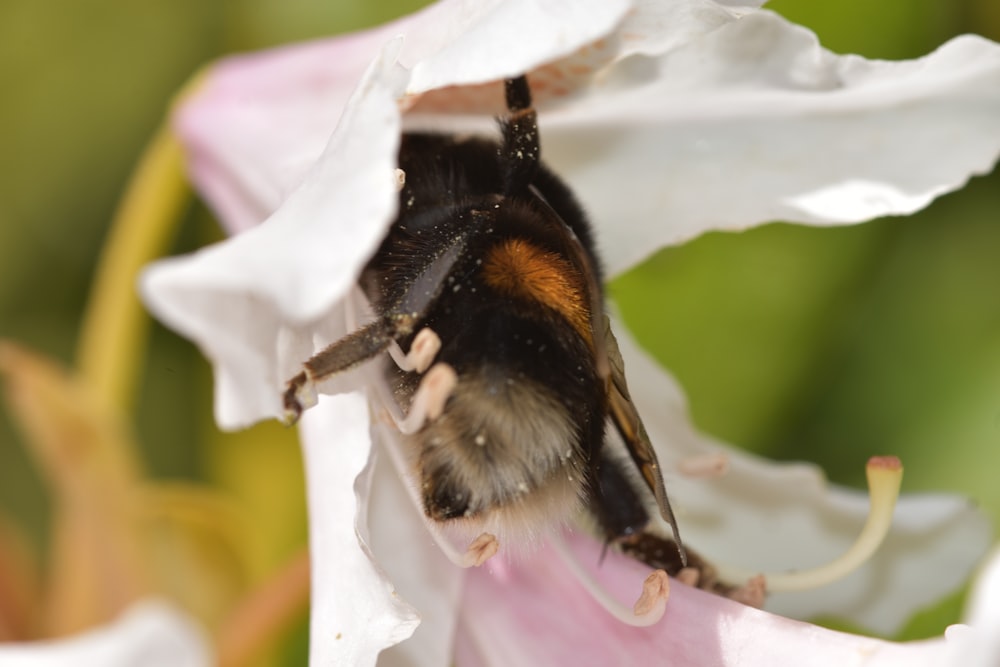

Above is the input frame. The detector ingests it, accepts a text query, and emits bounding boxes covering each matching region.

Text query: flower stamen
[726,574,767,609]
[422,524,501,569]
[396,362,457,434]
[388,327,441,374]
[677,452,730,479]
[550,532,669,627]
[374,418,501,570]
[464,533,500,567]
[676,567,700,587]
[633,570,671,617]
[716,456,904,592]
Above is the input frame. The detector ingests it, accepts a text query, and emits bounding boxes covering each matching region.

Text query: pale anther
[463,533,500,567]
[727,574,767,609]
[633,570,671,617]
[677,452,730,479]
[396,362,457,434]
[388,327,441,373]
[550,533,669,627]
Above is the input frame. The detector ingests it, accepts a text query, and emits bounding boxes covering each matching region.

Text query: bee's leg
[387,326,441,373]
[283,240,468,424]
[500,76,540,193]
[283,315,416,423]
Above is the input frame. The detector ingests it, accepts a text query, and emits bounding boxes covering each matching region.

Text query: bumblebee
[284,76,701,581]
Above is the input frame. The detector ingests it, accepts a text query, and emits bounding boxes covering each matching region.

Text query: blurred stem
[75,123,190,410]
[216,548,311,667]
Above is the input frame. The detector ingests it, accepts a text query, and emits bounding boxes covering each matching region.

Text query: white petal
[152,1,640,429]
[944,549,1000,666]
[142,42,407,428]
[175,0,630,233]
[366,432,464,667]
[401,0,746,120]
[299,392,420,666]
[173,2,1000,278]
[175,32,407,233]
[613,318,993,634]
[600,0,742,61]
[171,1,468,231]
[407,0,630,94]
[540,11,1000,275]
[0,601,210,667]
[964,548,1000,632]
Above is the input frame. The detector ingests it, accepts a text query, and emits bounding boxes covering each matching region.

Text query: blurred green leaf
[612,221,890,457]
[766,0,960,59]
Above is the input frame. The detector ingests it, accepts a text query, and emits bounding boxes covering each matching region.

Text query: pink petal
[454,532,952,667]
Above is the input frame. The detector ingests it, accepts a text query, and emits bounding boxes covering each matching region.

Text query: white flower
[140,0,1000,664]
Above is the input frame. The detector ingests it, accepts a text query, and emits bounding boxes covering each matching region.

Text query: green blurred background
[1,0,998,654]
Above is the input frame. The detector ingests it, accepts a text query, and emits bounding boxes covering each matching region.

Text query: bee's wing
[523,188,684,556]
[530,190,686,562]
[602,315,686,564]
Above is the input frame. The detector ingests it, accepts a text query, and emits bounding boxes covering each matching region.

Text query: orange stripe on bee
[481,239,592,343]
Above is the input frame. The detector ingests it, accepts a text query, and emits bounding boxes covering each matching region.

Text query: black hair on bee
[284,75,694,577]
